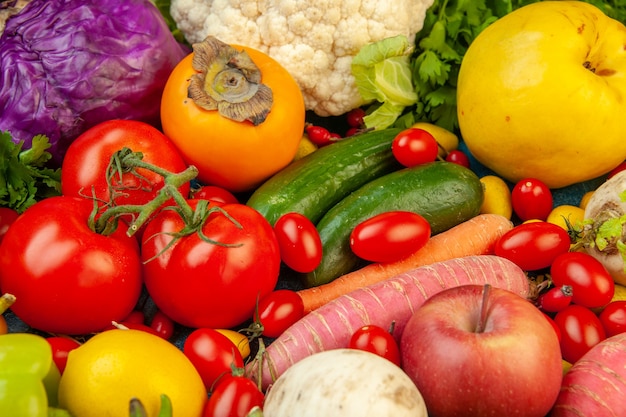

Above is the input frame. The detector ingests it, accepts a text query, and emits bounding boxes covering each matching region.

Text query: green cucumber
[304,161,484,288]
[246,128,403,225]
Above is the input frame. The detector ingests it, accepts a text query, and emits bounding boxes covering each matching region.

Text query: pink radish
[247,254,532,390]
[550,332,626,416]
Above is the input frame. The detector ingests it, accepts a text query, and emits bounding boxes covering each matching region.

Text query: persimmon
[161,36,305,192]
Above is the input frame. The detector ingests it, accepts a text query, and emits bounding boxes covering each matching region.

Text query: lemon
[292,133,318,161]
[58,329,206,417]
[479,175,513,220]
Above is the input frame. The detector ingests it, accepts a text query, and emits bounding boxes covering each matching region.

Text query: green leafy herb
[0,131,62,213]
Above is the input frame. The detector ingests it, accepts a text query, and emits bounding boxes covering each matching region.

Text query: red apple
[400,284,562,417]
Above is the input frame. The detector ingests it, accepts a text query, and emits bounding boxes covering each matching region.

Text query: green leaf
[363,102,407,130]
[595,217,625,251]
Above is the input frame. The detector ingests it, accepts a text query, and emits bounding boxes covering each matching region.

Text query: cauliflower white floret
[171,0,434,116]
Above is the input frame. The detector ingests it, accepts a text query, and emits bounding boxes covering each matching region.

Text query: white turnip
[262,348,428,417]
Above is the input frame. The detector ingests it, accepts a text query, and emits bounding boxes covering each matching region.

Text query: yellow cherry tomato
[215,329,251,360]
[479,175,513,220]
[547,204,585,231]
[579,191,595,210]
[161,39,305,192]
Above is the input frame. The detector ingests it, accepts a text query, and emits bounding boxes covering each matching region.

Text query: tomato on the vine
[61,119,190,206]
[0,196,142,334]
[190,185,239,205]
[550,251,614,309]
[273,212,322,273]
[391,128,439,167]
[256,289,305,338]
[494,221,571,271]
[511,178,553,221]
[46,336,81,374]
[183,328,245,390]
[350,211,431,263]
[349,324,401,367]
[141,201,281,329]
[203,374,265,417]
[0,207,18,244]
[306,125,333,147]
[599,301,626,337]
[554,304,606,363]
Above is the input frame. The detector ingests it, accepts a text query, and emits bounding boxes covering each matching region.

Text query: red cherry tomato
[554,304,606,363]
[273,212,323,273]
[493,221,571,271]
[599,301,626,337]
[537,285,573,313]
[306,125,333,147]
[191,185,239,204]
[391,128,439,167]
[46,336,81,374]
[607,161,626,179]
[350,211,431,263]
[149,309,175,340]
[256,289,305,338]
[121,310,146,325]
[349,324,401,367]
[346,108,366,128]
[511,178,553,221]
[183,328,245,390]
[550,251,615,309]
[444,150,470,168]
[203,375,265,417]
[0,207,19,245]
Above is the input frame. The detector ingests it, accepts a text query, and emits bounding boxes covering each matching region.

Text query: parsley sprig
[0,131,62,213]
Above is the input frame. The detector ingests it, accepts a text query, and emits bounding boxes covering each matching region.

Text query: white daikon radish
[262,348,427,417]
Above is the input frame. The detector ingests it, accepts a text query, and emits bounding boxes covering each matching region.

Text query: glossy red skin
[550,251,615,309]
[306,125,332,146]
[203,375,265,417]
[494,221,571,271]
[392,128,439,167]
[46,336,81,374]
[349,324,402,367]
[183,328,245,390]
[257,290,305,339]
[0,207,19,245]
[191,185,239,204]
[537,285,573,313]
[445,150,471,168]
[273,212,322,273]
[511,178,553,221]
[0,196,142,334]
[61,119,190,205]
[346,108,366,128]
[599,301,626,337]
[149,309,175,340]
[141,201,281,329]
[554,304,606,364]
[607,161,626,179]
[350,211,431,263]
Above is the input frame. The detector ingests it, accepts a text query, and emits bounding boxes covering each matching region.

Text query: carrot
[247,254,531,390]
[550,332,626,416]
[298,213,513,313]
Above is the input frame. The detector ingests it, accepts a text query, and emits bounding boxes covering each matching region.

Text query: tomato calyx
[188,36,273,126]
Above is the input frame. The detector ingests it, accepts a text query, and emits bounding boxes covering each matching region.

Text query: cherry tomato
[142,201,281,329]
[257,289,305,338]
[511,178,553,221]
[203,375,264,417]
[391,128,439,167]
[349,324,401,367]
[554,304,606,363]
[550,252,615,309]
[346,108,366,128]
[537,285,573,313]
[191,185,239,204]
[161,46,305,192]
[184,328,245,390]
[0,207,18,245]
[46,336,81,374]
[61,119,190,207]
[350,211,431,263]
[149,309,175,340]
[599,301,626,337]
[306,125,333,147]
[444,150,470,168]
[0,196,142,334]
[273,212,322,273]
[494,221,570,271]
[121,310,146,325]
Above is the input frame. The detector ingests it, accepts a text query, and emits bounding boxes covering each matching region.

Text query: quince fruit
[457,1,626,189]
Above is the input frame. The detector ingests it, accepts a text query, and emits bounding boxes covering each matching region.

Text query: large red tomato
[141,201,281,329]
[61,119,190,205]
[0,196,142,334]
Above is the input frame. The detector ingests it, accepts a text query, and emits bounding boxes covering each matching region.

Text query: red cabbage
[0,0,188,164]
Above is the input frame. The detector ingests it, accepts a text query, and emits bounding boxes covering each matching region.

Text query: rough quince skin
[457,1,626,189]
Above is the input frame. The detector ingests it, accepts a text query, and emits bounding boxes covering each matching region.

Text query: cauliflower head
[171,0,434,116]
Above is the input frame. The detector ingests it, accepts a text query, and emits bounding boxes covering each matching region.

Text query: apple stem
[475,284,491,333]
